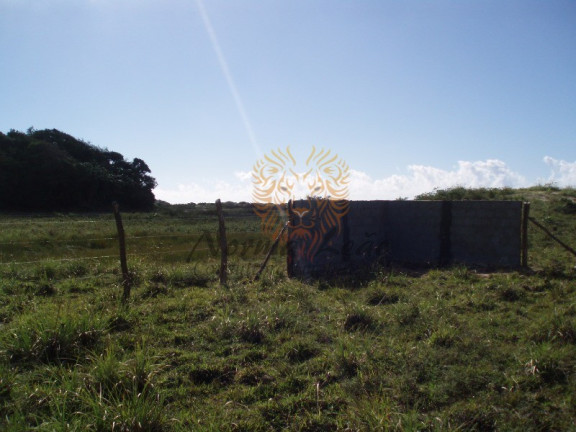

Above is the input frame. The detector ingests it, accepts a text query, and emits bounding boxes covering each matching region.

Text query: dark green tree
[0,128,157,211]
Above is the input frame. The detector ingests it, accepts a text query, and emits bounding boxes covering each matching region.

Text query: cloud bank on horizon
[154,156,576,204]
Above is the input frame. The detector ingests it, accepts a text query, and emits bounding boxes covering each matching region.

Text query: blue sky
[1,0,575,203]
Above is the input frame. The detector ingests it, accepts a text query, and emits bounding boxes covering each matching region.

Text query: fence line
[0,210,285,284]
[0,230,268,247]
[0,220,101,226]
[0,214,258,226]
[0,235,286,268]
[0,237,117,246]
[0,247,215,266]
[1,217,545,268]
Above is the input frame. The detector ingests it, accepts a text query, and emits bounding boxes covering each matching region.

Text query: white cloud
[155,173,252,204]
[348,159,527,200]
[155,159,530,203]
[544,156,576,186]
[234,170,252,181]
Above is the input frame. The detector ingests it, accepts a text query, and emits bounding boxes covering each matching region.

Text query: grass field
[0,187,575,431]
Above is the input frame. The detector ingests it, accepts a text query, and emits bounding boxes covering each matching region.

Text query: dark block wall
[288,200,523,278]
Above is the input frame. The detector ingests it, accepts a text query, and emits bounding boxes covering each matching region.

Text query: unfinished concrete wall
[287,200,523,278]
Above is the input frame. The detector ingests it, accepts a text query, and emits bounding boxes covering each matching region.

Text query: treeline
[0,128,157,211]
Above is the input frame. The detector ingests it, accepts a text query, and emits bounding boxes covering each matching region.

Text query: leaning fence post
[216,199,228,285]
[113,202,131,302]
[253,221,289,282]
[521,202,530,268]
[529,216,576,259]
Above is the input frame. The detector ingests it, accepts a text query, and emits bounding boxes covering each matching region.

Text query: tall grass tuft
[343,306,379,332]
[2,306,106,365]
[80,346,168,431]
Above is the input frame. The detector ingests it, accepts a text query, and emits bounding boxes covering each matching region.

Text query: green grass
[1,190,575,430]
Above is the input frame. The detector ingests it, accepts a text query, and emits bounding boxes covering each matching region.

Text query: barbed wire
[0,220,102,225]
[0,233,209,246]
[0,213,258,226]
[0,230,267,247]
[0,237,116,246]
[0,247,215,266]
[0,211,282,269]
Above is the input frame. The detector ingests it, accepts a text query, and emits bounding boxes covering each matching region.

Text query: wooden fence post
[253,222,289,282]
[287,200,294,278]
[216,199,228,285]
[521,202,530,268]
[529,216,576,259]
[113,202,131,302]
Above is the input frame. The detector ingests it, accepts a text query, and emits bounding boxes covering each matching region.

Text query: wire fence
[2,206,574,287]
[0,211,285,283]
